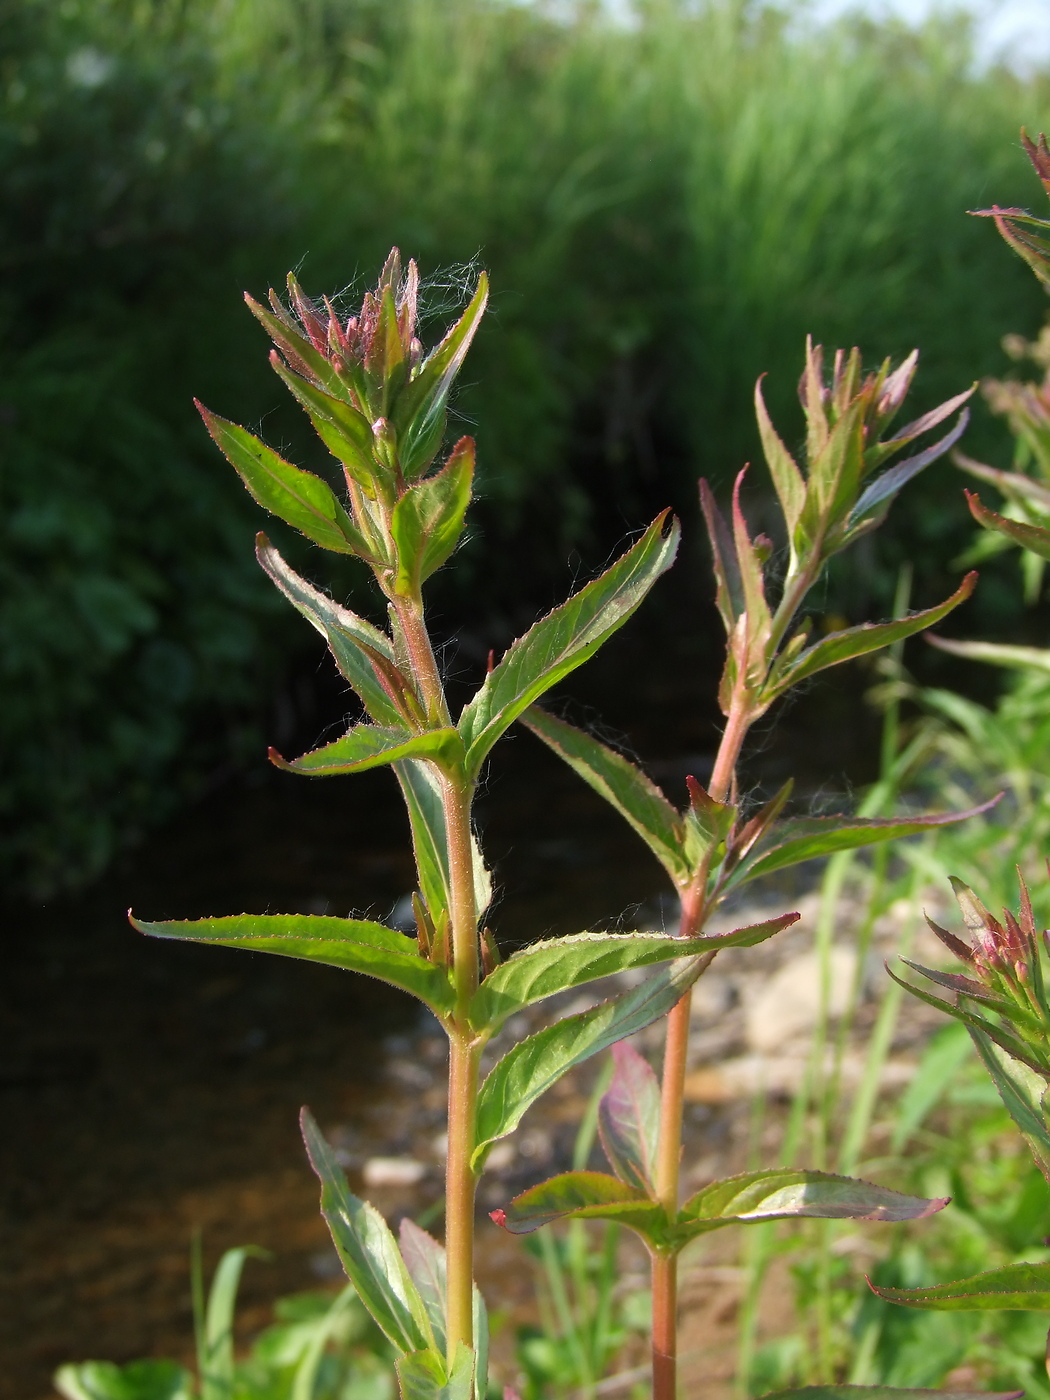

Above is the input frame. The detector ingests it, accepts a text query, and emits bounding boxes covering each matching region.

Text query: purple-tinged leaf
[723,796,1000,892]
[880,383,975,458]
[967,489,1050,561]
[675,1168,946,1244]
[869,1260,1050,1310]
[271,723,464,778]
[763,574,977,701]
[256,537,405,727]
[458,513,680,779]
[850,407,971,528]
[731,468,773,659]
[301,1109,434,1353]
[598,1042,660,1192]
[886,963,1041,1074]
[399,1221,447,1356]
[898,958,1014,1013]
[725,781,793,868]
[521,706,689,886]
[700,478,743,633]
[491,1171,661,1237]
[925,912,976,964]
[396,1344,475,1400]
[955,451,1050,515]
[131,911,456,1015]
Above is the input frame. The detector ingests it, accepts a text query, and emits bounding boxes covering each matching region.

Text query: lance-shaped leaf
[967,489,1050,561]
[256,537,406,726]
[390,437,474,594]
[394,273,490,480]
[472,956,703,1170]
[756,375,806,539]
[457,513,679,777]
[763,573,977,702]
[491,1171,662,1236]
[848,406,972,532]
[397,1221,488,1400]
[761,1388,1021,1399]
[722,796,1000,893]
[928,635,1050,676]
[976,204,1050,289]
[599,1041,660,1192]
[270,357,385,496]
[469,918,797,1034]
[393,759,491,928]
[271,723,464,778]
[682,776,738,872]
[396,1345,475,1400]
[673,1168,946,1245]
[700,478,744,633]
[885,963,1041,1075]
[870,1261,1050,1311]
[520,706,689,885]
[969,1027,1050,1181]
[301,1109,434,1353]
[247,293,357,403]
[132,912,456,1016]
[956,451,1050,514]
[198,404,369,556]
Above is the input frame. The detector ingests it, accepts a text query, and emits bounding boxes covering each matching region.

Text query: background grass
[4,0,1050,892]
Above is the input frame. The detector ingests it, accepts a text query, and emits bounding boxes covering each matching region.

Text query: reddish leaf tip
[489,1209,507,1228]
[267,746,291,770]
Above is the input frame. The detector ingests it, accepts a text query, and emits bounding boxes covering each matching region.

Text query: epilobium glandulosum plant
[132,250,993,1400]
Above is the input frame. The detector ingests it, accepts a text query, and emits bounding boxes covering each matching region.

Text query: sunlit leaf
[394,273,490,480]
[301,1110,434,1353]
[458,513,680,778]
[869,1260,1050,1310]
[491,1170,661,1236]
[755,375,805,538]
[472,956,703,1169]
[270,357,384,495]
[599,1041,660,1192]
[723,797,1000,892]
[967,489,1050,561]
[520,706,689,885]
[271,723,464,778]
[763,574,976,701]
[390,437,474,593]
[132,912,455,1016]
[393,760,491,929]
[885,963,1039,1075]
[397,1222,488,1400]
[256,537,405,726]
[197,404,367,556]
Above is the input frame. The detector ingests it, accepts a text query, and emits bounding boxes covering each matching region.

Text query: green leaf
[599,1041,660,1192]
[54,1361,193,1400]
[256,537,405,726]
[764,573,976,701]
[674,1168,946,1245]
[472,955,703,1169]
[755,375,806,538]
[301,1109,434,1354]
[723,797,999,892]
[955,451,1050,515]
[390,437,474,594]
[396,1344,475,1400]
[520,706,689,885]
[928,635,1050,676]
[132,912,455,1016]
[885,964,1040,1074]
[700,478,744,633]
[247,292,356,402]
[970,1027,1050,1181]
[869,1261,1050,1310]
[967,489,1050,561]
[491,1170,661,1236]
[458,513,680,778]
[271,358,385,495]
[271,723,464,778]
[393,761,492,927]
[394,274,489,480]
[760,1388,1021,1400]
[199,1247,265,1400]
[197,404,366,556]
[397,1221,489,1400]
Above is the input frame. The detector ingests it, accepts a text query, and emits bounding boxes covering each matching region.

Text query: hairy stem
[393,595,451,727]
[650,688,753,1400]
[446,1031,480,1361]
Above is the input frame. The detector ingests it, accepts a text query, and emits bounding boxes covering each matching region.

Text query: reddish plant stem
[650,686,753,1400]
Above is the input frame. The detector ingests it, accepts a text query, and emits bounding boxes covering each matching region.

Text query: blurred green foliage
[4,0,1050,893]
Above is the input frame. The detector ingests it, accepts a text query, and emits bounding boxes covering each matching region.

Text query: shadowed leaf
[491,1170,661,1236]
[396,1344,475,1400]
[301,1110,434,1353]
[599,1041,660,1192]
[970,1028,1050,1182]
[928,635,1050,675]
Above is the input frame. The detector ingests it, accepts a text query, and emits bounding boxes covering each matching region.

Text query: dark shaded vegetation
[2,0,1049,893]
